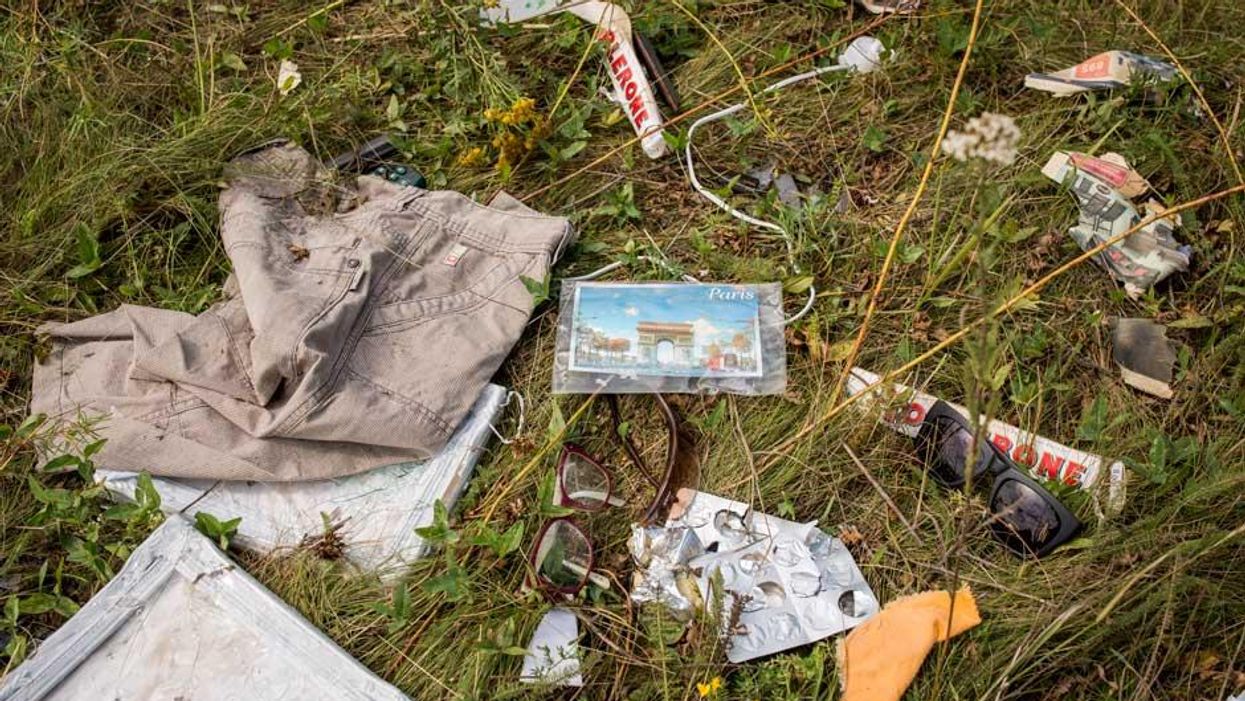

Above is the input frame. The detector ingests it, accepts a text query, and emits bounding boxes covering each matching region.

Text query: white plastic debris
[0,515,410,701]
[630,490,876,663]
[100,385,507,577]
[278,59,302,96]
[520,607,583,687]
[838,36,886,74]
[481,1,667,158]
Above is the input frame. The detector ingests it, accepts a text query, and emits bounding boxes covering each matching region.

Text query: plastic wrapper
[100,385,506,577]
[553,282,786,395]
[630,490,875,663]
[1025,51,1175,96]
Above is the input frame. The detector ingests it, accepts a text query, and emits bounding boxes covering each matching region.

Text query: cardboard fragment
[1111,318,1177,399]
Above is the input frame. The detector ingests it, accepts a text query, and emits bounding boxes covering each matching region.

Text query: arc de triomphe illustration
[636,321,695,366]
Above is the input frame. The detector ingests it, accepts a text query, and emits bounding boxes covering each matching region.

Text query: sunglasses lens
[989,478,1062,554]
[922,417,982,485]
[535,520,593,591]
[561,452,611,510]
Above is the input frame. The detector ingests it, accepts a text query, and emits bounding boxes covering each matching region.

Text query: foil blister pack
[630,490,876,662]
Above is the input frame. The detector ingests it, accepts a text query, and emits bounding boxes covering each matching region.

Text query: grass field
[3,1,1245,698]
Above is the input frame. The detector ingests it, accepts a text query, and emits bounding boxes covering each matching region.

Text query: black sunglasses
[914,401,1081,558]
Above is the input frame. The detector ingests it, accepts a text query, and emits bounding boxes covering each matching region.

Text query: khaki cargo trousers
[32,143,571,481]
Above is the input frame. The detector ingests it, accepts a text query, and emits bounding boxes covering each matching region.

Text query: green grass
[3,0,1245,698]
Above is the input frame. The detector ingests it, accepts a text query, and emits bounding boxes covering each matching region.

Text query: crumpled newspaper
[630,490,876,663]
[1042,151,1190,297]
[1025,51,1175,96]
[854,0,920,14]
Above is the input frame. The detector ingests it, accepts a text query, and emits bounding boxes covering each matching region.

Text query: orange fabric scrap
[837,587,982,701]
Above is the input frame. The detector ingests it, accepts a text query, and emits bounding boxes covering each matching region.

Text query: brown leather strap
[605,394,696,526]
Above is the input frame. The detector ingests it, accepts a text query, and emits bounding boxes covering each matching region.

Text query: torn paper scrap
[631,489,876,663]
[1024,51,1175,96]
[1111,318,1177,399]
[1064,151,1151,198]
[100,385,506,577]
[854,0,920,14]
[845,367,1127,514]
[0,515,410,701]
[481,1,667,158]
[1043,150,1190,297]
[837,587,981,701]
[520,607,584,687]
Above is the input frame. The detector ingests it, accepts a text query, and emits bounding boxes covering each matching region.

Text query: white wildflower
[940,112,1021,166]
[277,59,302,96]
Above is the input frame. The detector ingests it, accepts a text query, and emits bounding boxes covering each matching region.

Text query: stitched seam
[268,217,425,435]
[213,309,257,396]
[287,262,356,381]
[403,200,555,255]
[224,241,350,278]
[344,368,453,436]
[363,294,490,335]
[374,258,508,310]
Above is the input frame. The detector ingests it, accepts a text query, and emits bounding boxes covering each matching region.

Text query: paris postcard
[567,283,764,378]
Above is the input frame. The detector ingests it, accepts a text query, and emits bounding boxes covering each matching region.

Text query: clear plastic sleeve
[552,281,787,395]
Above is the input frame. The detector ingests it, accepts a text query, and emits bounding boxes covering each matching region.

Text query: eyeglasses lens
[561,453,611,511]
[535,520,593,591]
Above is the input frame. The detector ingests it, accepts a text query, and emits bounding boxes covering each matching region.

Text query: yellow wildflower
[503,97,536,125]
[455,146,485,167]
[696,676,723,698]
